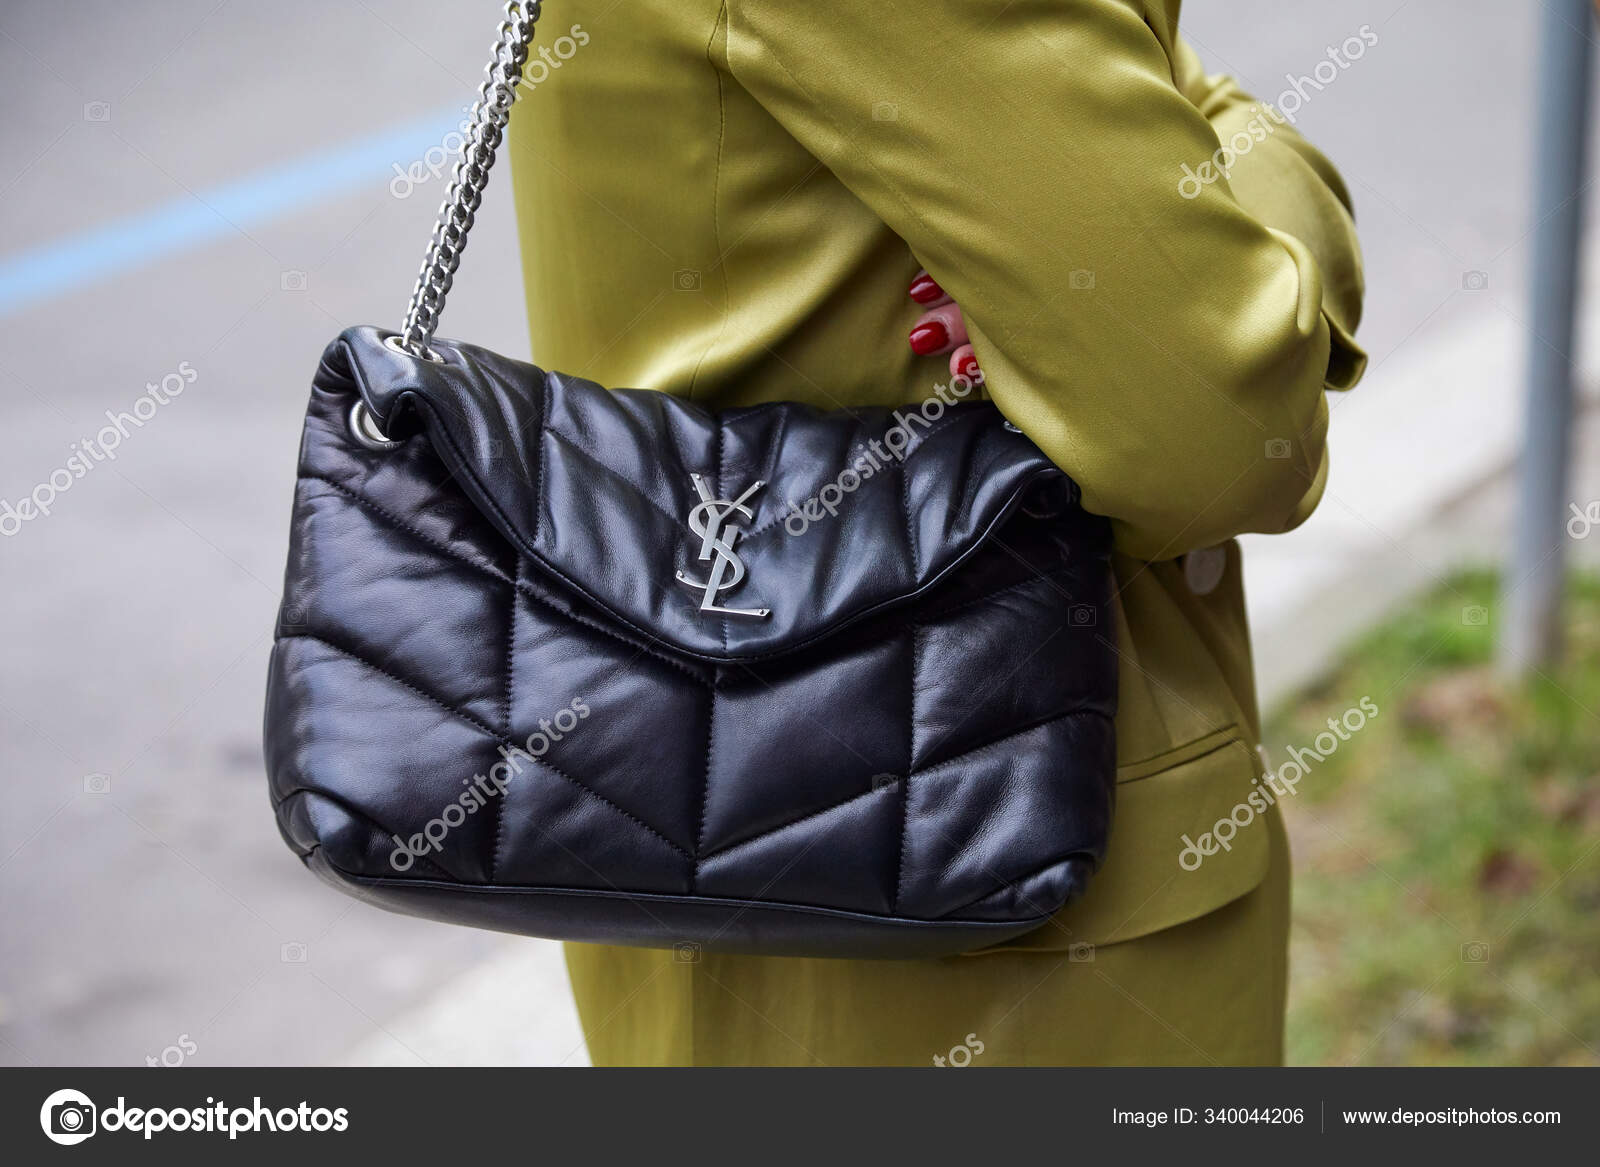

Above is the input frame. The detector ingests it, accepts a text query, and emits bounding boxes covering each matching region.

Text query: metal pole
[1500,0,1595,676]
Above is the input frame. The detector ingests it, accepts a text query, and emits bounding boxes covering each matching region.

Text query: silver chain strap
[396,0,543,358]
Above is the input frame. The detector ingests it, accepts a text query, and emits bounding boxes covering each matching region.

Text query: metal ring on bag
[349,400,402,451]
[358,335,444,449]
[382,334,446,363]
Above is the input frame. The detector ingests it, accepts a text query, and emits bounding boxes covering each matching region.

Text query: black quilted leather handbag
[265,1,1117,958]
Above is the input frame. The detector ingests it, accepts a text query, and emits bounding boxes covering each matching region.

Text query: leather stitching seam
[894,625,917,914]
[492,555,520,882]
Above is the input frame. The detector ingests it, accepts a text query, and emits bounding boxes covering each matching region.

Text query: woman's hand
[907,269,983,385]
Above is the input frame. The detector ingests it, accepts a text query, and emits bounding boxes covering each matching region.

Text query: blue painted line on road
[0,106,464,317]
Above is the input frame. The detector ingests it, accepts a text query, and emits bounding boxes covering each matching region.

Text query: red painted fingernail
[909,320,948,354]
[909,274,944,304]
[956,353,981,380]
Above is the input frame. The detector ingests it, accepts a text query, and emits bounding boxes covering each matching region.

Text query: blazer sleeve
[1170,37,1367,393]
[724,0,1368,560]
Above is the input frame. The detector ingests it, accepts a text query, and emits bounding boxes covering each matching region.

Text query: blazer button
[1183,545,1228,596]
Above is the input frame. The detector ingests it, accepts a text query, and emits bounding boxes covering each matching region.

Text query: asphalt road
[0,0,1589,1065]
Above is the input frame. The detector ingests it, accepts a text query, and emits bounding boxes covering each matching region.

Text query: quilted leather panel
[266,636,507,883]
[490,754,695,894]
[910,552,1114,772]
[265,328,1118,957]
[895,715,1116,920]
[699,634,912,855]
[285,485,513,729]
[506,580,712,851]
[695,783,905,914]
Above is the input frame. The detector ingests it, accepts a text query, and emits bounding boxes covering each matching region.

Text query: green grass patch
[1267,569,1600,1065]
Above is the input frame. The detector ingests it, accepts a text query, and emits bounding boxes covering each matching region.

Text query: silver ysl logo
[676,473,770,618]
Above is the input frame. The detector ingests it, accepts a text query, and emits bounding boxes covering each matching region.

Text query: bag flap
[319,326,1074,663]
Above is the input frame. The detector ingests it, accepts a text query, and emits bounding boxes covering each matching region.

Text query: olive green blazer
[508,0,1365,953]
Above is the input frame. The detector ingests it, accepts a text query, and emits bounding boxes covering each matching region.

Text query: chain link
[398,1,543,356]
